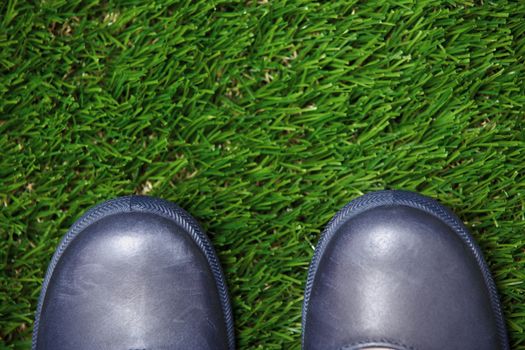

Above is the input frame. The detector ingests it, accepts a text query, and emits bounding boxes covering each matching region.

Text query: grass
[1,0,524,348]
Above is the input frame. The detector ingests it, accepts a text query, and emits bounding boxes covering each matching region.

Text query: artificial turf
[1,0,525,348]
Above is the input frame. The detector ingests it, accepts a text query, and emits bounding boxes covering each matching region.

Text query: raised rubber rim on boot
[32,195,235,350]
[301,190,509,350]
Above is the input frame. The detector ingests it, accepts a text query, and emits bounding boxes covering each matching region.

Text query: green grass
[1,0,525,348]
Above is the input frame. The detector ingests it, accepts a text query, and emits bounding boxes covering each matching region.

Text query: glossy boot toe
[33,196,234,350]
[302,190,508,350]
